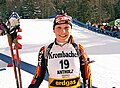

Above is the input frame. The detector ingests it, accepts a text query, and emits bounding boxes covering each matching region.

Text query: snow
[0,18,120,88]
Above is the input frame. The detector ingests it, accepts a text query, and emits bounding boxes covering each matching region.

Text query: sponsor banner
[49,77,81,88]
[48,51,78,59]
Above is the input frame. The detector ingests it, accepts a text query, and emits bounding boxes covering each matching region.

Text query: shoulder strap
[46,42,54,58]
[72,43,81,57]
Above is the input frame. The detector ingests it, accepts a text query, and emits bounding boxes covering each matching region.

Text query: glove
[84,78,92,88]
[84,79,89,88]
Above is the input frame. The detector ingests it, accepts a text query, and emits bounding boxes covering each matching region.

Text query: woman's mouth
[59,35,67,38]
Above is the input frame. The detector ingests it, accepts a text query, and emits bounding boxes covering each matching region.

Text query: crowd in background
[85,21,120,38]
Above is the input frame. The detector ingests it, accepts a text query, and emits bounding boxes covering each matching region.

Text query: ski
[2,12,22,88]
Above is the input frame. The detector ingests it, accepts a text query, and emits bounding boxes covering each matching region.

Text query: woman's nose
[61,29,66,34]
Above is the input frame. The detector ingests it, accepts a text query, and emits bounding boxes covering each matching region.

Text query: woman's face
[53,24,72,43]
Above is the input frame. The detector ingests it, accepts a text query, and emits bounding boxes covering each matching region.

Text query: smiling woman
[28,12,93,88]
[53,24,72,44]
[53,13,72,44]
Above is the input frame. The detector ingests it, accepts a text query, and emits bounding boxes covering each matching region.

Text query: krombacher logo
[48,51,78,59]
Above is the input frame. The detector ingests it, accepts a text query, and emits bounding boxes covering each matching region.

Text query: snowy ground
[0,19,120,88]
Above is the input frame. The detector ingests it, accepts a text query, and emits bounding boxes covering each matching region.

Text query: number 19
[59,59,69,69]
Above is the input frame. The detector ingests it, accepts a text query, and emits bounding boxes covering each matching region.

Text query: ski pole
[2,12,22,88]
[7,34,20,88]
[14,38,22,88]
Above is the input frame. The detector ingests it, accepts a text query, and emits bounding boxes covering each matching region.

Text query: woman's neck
[56,40,68,46]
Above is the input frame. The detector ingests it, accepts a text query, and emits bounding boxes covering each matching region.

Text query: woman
[28,13,92,88]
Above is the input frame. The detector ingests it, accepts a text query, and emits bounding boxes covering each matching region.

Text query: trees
[0,0,7,20]
[0,0,120,24]
[114,0,120,19]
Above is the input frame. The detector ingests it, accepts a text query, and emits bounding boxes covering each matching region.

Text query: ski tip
[18,28,22,32]
[14,43,22,49]
[7,64,13,67]
[17,34,22,40]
